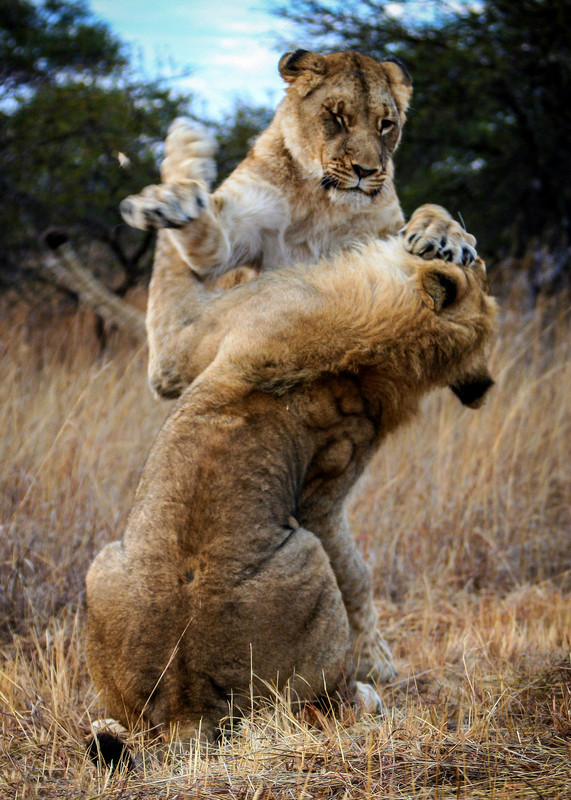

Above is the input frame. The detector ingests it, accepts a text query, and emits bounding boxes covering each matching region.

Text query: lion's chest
[257,190,399,270]
[280,213,376,267]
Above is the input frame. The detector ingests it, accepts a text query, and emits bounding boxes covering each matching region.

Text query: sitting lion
[119,50,478,400]
[85,234,497,742]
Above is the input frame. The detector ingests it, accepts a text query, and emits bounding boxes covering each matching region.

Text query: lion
[119,50,478,400]
[85,233,497,742]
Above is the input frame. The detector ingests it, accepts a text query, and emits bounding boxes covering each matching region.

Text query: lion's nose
[352,164,377,180]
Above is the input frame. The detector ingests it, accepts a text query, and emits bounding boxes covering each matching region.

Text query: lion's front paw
[120,182,209,231]
[401,203,477,267]
[355,629,397,685]
[354,681,384,716]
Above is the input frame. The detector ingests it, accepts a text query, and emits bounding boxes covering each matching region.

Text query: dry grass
[0,288,569,799]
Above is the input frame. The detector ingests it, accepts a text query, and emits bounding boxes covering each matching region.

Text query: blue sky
[90,0,298,119]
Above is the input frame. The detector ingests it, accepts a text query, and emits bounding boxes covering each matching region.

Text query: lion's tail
[160,118,217,190]
[87,719,134,774]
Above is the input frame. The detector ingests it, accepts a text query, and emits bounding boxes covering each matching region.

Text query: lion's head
[416,257,497,409]
[276,50,412,205]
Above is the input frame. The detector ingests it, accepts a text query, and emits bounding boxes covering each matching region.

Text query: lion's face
[278,50,412,206]
[417,257,497,408]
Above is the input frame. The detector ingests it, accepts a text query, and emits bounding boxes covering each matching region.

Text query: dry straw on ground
[0,284,569,799]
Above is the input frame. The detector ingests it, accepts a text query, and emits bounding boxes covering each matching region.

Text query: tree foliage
[0,0,124,92]
[275,0,571,259]
[0,0,189,292]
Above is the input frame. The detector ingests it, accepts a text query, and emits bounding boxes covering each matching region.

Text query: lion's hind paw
[120,182,209,231]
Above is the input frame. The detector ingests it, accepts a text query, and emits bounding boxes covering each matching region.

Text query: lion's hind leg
[85,542,141,729]
[86,540,228,742]
[120,119,217,232]
[161,118,217,186]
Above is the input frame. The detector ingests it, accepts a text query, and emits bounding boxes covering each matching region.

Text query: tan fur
[85,236,497,741]
[119,51,477,399]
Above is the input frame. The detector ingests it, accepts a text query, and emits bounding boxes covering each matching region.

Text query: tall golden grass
[0,287,569,799]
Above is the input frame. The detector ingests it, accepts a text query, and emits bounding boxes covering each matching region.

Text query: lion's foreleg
[303,509,396,684]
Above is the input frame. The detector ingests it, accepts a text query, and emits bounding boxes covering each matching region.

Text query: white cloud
[211,43,279,71]
[385,3,404,18]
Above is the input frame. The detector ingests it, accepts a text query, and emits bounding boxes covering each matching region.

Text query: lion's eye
[329,110,347,131]
[379,119,396,135]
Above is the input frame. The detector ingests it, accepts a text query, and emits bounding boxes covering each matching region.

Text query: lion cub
[86,235,496,741]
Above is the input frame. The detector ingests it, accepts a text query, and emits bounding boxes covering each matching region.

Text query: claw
[418,243,436,258]
[462,245,477,266]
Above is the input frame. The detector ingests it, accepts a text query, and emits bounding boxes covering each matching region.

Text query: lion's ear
[418,266,458,312]
[381,58,413,113]
[278,49,326,95]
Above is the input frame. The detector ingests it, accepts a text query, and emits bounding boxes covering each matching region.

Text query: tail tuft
[87,731,135,774]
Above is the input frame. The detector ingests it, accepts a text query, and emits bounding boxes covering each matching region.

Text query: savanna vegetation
[1,281,569,799]
[0,1,569,798]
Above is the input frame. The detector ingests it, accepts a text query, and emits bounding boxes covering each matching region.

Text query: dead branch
[42,232,146,341]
